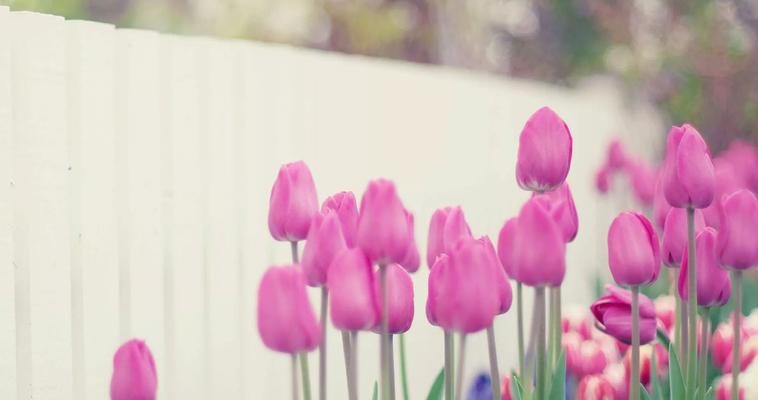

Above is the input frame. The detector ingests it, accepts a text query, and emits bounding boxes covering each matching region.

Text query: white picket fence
[0,8,664,400]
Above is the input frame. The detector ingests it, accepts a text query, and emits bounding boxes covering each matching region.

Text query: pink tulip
[652,176,672,231]
[595,165,611,194]
[268,161,319,242]
[479,235,513,314]
[373,263,414,334]
[532,182,579,242]
[357,179,411,265]
[662,124,715,209]
[399,211,420,272]
[606,139,628,170]
[321,191,359,248]
[562,308,593,340]
[591,285,657,345]
[653,296,676,332]
[661,208,705,267]
[607,212,660,286]
[720,140,758,192]
[110,339,157,400]
[575,340,612,377]
[327,248,379,331]
[625,159,657,207]
[718,189,758,270]
[711,320,744,371]
[576,375,615,400]
[433,238,500,333]
[702,159,747,229]
[507,197,566,287]
[715,375,745,400]
[563,331,584,376]
[257,266,322,353]
[602,363,628,400]
[300,210,347,287]
[496,217,518,279]
[426,254,448,326]
[677,227,731,307]
[501,375,512,400]
[426,206,473,268]
[515,107,573,192]
[623,344,669,386]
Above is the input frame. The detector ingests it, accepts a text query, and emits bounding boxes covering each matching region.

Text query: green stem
[547,288,555,374]
[698,308,710,400]
[631,286,640,400]
[486,325,501,400]
[686,207,698,396]
[342,331,357,400]
[556,286,562,366]
[399,334,410,400]
[380,264,389,400]
[293,353,301,400]
[682,295,689,368]
[674,281,683,361]
[389,335,396,400]
[517,283,525,380]
[319,287,327,400]
[300,353,312,400]
[444,331,453,400]
[534,287,546,400]
[731,271,742,400]
[455,334,467,400]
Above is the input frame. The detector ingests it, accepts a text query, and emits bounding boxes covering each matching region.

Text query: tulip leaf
[668,343,685,400]
[511,372,525,400]
[656,327,671,350]
[547,351,565,400]
[425,368,444,400]
[650,347,662,400]
[640,385,652,400]
[704,385,714,400]
[372,381,378,400]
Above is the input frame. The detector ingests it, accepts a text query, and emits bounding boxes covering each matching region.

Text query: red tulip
[653,296,676,332]
[623,344,668,386]
[715,375,745,400]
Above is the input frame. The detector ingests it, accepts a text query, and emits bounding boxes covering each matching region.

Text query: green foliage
[668,343,685,400]
[425,369,444,400]
[373,381,378,400]
[511,372,525,400]
[547,351,566,400]
[651,348,663,400]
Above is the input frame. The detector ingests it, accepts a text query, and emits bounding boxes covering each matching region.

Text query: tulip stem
[535,287,546,400]
[631,285,640,400]
[389,335,396,400]
[293,353,301,400]
[379,263,390,400]
[342,331,357,400]
[486,325,501,400]
[557,286,562,363]
[319,286,328,400]
[455,334,467,400]
[291,241,300,264]
[698,308,710,400]
[444,331,453,400]
[524,290,539,394]
[300,353,312,400]
[674,276,683,360]
[731,270,742,400]
[400,334,410,400]
[547,288,555,374]
[352,332,359,397]
[517,282,525,380]
[686,207,698,396]
[681,295,689,367]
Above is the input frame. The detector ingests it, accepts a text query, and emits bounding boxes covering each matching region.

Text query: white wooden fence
[0,8,663,400]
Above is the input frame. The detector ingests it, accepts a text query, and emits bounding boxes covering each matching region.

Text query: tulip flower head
[300,210,348,287]
[606,139,628,170]
[426,206,473,268]
[590,285,657,345]
[357,179,411,266]
[373,263,414,334]
[652,176,672,231]
[321,191,359,248]
[110,339,157,400]
[715,375,745,400]
[515,106,573,192]
[623,344,669,386]
[399,211,420,272]
[595,165,611,194]
[532,182,579,242]
[257,266,322,353]
[702,159,747,229]
[328,248,380,331]
[661,208,705,267]
[718,189,758,270]
[625,159,657,207]
[576,375,615,400]
[662,124,715,209]
[496,217,518,279]
[425,254,448,326]
[654,296,676,332]
[268,161,319,242]
[479,235,512,314]
[607,212,660,286]
[677,227,730,307]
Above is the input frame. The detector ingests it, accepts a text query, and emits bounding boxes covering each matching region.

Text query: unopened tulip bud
[268,161,319,241]
[718,189,758,270]
[508,197,566,287]
[400,211,420,272]
[321,191,359,248]
[373,263,414,334]
[515,107,573,192]
[607,212,660,286]
[426,206,473,267]
[662,208,705,267]
[301,210,347,287]
[591,285,657,345]
[110,339,157,400]
[662,124,715,209]
[426,254,448,326]
[532,182,579,242]
[328,248,379,331]
[357,179,411,265]
[678,227,731,307]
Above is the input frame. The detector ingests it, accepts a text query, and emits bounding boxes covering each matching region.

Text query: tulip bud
[722,334,758,374]
[591,285,657,345]
[426,254,448,326]
[426,206,473,267]
[661,208,705,267]
[702,159,746,229]
[607,212,660,286]
[434,238,500,333]
[623,344,668,386]
[479,235,512,314]
[532,182,579,242]
[662,124,715,209]
[715,375,745,400]
[576,340,611,377]
[712,321,738,371]
[373,263,414,334]
[654,296,676,332]
[496,217,518,279]
[257,266,322,353]
[677,227,731,307]
[268,161,319,241]
[357,179,411,265]
[562,307,593,340]
[718,189,758,270]
[515,107,573,192]
[399,211,420,272]
[508,198,566,287]
[652,176,672,231]
[110,339,157,400]
[576,375,615,400]
[321,191,359,248]
[327,248,379,331]
[625,159,657,207]
[606,139,628,170]
[721,140,758,193]
[300,210,347,287]
[595,165,611,194]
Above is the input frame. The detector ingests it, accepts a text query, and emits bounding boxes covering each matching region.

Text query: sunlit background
[3,0,757,151]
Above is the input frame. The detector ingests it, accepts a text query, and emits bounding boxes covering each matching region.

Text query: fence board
[65,20,120,400]
[161,34,208,400]
[0,6,16,400]
[10,11,72,400]
[114,28,165,399]
[201,38,243,399]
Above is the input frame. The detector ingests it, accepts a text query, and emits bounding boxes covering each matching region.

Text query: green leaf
[547,351,566,400]
[656,327,672,350]
[668,343,685,400]
[704,385,714,400]
[650,347,662,400]
[400,334,410,400]
[425,368,444,400]
[511,372,525,400]
[640,385,652,400]
[372,381,378,400]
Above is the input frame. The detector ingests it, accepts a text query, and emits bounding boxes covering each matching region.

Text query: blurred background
[3,0,757,151]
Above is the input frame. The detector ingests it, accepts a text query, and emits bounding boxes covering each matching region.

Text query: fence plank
[161,34,208,400]
[0,6,16,400]
[114,29,165,399]
[65,20,120,400]
[10,11,72,400]
[201,38,243,399]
